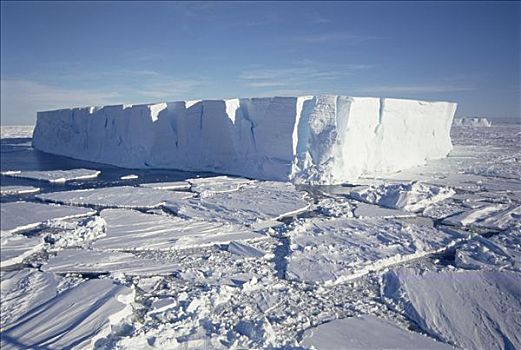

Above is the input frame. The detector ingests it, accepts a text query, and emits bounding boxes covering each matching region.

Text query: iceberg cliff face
[32,96,456,184]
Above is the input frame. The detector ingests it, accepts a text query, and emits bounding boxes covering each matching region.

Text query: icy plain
[0,120,520,349]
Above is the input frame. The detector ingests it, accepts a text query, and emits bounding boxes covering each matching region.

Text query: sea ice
[187,176,254,196]
[0,269,58,329]
[42,249,181,276]
[91,209,265,251]
[287,217,462,284]
[120,174,139,180]
[453,117,492,127]
[139,181,191,190]
[0,125,34,139]
[166,181,310,228]
[37,186,193,209]
[0,278,134,350]
[32,96,456,184]
[349,182,455,212]
[455,229,520,272]
[442,203,520,230]
[227,241,267,258]
[0,186,39,196]
[0,201,95,235]
[0,234,44,268]
[300,315,452,349]
[2,168,100,183]
[384,268,521,350]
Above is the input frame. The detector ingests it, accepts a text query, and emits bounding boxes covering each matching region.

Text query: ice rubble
[300,315,451,350]
[2,168,100,183]
[37,186,193,209]
[453,117,492,127]
[0,201,95,234]
[92,209,265,251]
[0,186,39,196]
[349,182,455,213]
[287,217,462,284]
[0,279,134,350]
[1,235,44,268]
[384,268,521,350]
[32,96,456,184]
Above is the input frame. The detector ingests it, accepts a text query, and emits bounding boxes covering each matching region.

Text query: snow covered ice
[2,168,100,183]
[32,95,456,184]
[0,185,39,196]
[1,109,520,348]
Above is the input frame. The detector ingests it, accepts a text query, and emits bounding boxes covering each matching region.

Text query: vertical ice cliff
[32,96,456,184]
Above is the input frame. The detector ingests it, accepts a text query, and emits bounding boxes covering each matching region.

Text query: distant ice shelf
[32,96,457,184]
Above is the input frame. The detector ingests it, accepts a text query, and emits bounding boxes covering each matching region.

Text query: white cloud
[356,84,474,94]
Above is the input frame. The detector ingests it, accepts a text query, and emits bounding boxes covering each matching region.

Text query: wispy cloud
[291,32,380,44]
[356,84,475,94]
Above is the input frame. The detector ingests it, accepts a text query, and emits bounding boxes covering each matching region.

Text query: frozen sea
[0,121,520,349]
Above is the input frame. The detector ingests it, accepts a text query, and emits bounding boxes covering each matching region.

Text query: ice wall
[32,96,456,184]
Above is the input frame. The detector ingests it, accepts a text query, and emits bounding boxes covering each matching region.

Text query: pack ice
[32,96,456,184]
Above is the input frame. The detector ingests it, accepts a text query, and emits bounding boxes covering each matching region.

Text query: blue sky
[1,1,519,124]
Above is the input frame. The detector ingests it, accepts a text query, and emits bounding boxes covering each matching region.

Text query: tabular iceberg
[32,96,456,184]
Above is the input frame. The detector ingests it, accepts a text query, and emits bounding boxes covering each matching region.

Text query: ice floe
[300,315,452,349]
[92,209,265,251]
[166,181,310,228]
[42,249,180,276]
[384,268,521,350]
[120,174,139,180]
[37,186,193,209]
[1,234,44,268]
[287,217,463,284]
[139,181,191,191]
[0,186,39,196]
[187,176,254,196]
[0,201,95,235]
[0,278,134,349]
[2,168,100,183]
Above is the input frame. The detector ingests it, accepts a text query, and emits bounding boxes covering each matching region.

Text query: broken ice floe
[139,181,191,191]
[187,176,254,196]
[227,241,267,258]
[44,216,106,250]
[353,202,414,219]
[37,186,193,209]
[0,186,39,196]
[1,201,95,235]
[2,168,100,183]
[0,278,134,350]
[287,217,462,284]
[120,174,139,180]
[300,315,451,349]
[384,268,521,350]
[166,181,310,229]
[92,209,265,251]
[455,229,520,272]
[42,249,180,276]
[442,203,520,231]
[1,235,44,268]
[349,182,455,213]
[0,269,58,329]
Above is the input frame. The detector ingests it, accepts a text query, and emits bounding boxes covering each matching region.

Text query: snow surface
[37,186,193,209]
[287,217,463,284]
[0,186,39,196]
[0,278,134,350]
[384,268,521,350]
[2,168,100,183]
[454,117,492,127]
[43,249,181,276]
[32,96,456,184]
[92,209,265,251]
[300,315,452,349]
[0,201,95,234]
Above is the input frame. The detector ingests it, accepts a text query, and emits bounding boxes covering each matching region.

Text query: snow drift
[32,96,457,184]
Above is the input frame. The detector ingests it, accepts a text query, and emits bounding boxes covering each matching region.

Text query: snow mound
[384,268,521,350]
[32,96,456,184]
[287,217,462,284]
[349,182,455,212]
[300,315,451,349]
[0,279,134,349]
[454,117,492,127]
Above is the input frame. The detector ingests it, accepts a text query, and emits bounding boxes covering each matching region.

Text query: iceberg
[32,96,456,184]
[453,117,492,127]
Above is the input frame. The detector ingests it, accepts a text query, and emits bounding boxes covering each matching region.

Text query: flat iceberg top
[33,95,457,184]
